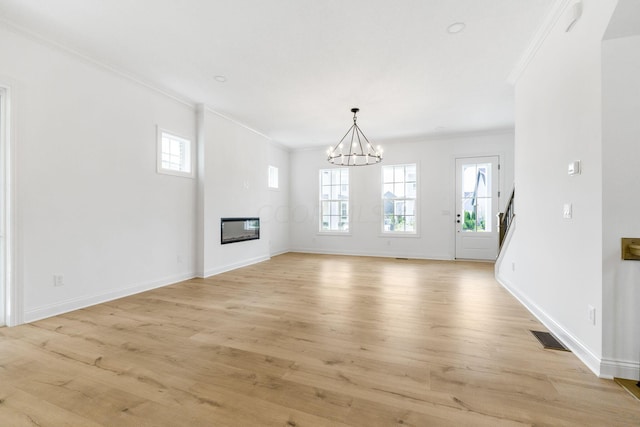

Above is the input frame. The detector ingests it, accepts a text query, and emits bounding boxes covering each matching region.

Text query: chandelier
[327,108,382,166]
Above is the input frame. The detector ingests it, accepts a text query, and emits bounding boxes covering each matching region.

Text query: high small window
[268,165,279,189]
[382,164,417,233]
[157,128,193,178]
[319,168,349,232]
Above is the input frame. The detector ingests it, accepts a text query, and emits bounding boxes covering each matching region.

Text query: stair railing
[498,188,515,250]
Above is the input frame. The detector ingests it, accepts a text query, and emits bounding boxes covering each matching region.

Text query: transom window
[157,128,193,178]
[382,164,417,233]
[319,168,349,232]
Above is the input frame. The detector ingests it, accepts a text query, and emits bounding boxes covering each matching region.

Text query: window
[157,128,193,177]
[319,168,349,232]
[382,164,417,233]
[268,165,279,189]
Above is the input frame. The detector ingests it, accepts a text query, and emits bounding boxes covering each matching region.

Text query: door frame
[453,153,503,260]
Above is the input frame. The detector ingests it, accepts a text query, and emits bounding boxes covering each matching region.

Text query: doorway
[455,156,499,260]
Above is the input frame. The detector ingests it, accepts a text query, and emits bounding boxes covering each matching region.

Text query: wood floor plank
[0,253,638,426]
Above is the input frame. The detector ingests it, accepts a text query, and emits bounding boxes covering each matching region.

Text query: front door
[455,156,499,260]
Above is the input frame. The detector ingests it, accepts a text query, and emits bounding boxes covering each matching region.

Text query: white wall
[500,0,617,376]
[290,132,513,259]
[266,143,290,256]
[199,110,286,276]
[0,24,197,323]
[602,34,640,379]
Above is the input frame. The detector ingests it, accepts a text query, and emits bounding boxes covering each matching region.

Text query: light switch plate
[563,203,572,219]
[568,160,581,175]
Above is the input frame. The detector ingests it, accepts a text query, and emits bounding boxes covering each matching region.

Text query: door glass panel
[463,200,476,232]
[475,197,490,232]
[462,165,477,194]
[460,162,493,233]
[476,163,490,197]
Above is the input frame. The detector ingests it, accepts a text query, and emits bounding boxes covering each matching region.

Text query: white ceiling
[0,0,556,148]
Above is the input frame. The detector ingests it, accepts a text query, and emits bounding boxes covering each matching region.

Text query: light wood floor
[0,253,637,426]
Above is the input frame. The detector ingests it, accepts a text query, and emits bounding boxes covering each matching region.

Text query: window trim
[318,167,350,234]
[381,163,418,235]
[156,127,194,178]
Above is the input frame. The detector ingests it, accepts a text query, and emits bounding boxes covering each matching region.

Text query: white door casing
[455,156,500,260]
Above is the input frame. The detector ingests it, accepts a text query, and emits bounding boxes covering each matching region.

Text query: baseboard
[601,358,640,381]
[200,255,270,278]
[290,247,452,261]
[270,249,290,257]
[495,274,603,378]
[24,271,196,324]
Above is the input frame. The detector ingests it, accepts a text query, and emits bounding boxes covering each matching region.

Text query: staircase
[498,188,515,252]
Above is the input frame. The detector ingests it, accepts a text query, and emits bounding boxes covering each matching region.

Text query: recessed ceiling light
[447,22,466,34]
[214,75,227,83]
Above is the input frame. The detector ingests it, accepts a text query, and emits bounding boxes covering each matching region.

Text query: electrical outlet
[588,305,596,325]
[53,275,64,287]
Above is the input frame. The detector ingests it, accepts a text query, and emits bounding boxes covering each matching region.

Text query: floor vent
[530,330,570,352]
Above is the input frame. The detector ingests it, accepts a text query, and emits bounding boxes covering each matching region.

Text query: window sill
[317,232,352,237]
[379,233,420,238]
[157,169,195,179]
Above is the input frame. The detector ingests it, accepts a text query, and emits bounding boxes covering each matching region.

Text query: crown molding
[294,127,515,153]
[203,107,273,142]
[507,0,574,85]
[0,18,196,109]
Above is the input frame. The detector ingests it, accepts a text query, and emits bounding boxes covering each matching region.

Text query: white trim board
[0,19,195,110]
[507,0,574,84]
[290,248,452,261]
[199,255,271,279]
[24,271,196,324]
[600,358,640,381]
[495,272,603,377]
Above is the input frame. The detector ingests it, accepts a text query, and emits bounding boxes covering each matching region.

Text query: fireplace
[221,217,260,244]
